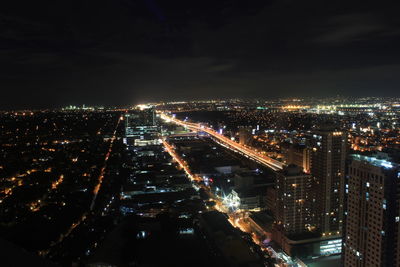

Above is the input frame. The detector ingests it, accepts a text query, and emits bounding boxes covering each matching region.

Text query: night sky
[1,0,400,109]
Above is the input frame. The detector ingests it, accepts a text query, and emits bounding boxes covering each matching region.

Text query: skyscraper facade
[310,130,347,235]
[343,155,400,267]
[238,126,252,146]
[284,144,311,174]
[275,165,313,234]
[125,108,160,147]
[125,108,155,127]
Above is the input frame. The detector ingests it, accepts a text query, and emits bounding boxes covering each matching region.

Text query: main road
[90,115,123,211]
[160,113,284,171]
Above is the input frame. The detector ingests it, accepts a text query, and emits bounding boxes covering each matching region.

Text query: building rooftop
[279,164,307,176]
[249,211,274,231]
[350,154,399,169]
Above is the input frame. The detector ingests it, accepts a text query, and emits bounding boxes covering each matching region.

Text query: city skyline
[2,99,400,266]
[2,1,400,266]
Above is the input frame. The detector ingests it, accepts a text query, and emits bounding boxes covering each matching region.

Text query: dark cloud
[312,13,400,44]
[1,0,400,109]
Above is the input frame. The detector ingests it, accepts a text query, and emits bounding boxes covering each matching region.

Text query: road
[90,115,122,211]
[160,113,284,171]
[162,139,199,182]
[162,138,296,266]
[162,137,299,266]
[40,115,123,256]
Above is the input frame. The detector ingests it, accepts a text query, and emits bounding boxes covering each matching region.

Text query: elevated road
[160,113,284,171]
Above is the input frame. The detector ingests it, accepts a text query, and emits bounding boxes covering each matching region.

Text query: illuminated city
[1,98,400,266]
[2,1,400,267]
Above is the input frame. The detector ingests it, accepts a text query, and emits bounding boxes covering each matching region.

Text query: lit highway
[162,138,224,207]
[162,138,296,266]
[161,113,297,266]
[160,113,284,171]
[162,139,200,182]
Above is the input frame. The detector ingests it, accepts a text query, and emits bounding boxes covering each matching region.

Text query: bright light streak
[160,113,284,171]
[162,139,199,182]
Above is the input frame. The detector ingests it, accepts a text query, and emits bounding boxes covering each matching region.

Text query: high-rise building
[126,108,155,127]
[125,108,160,147]
[275,165,313,234]
[270,165,343,258]
[238,126,252,146]
[343,155,400,267]
[310,130,347,235]
[284,144,311,174]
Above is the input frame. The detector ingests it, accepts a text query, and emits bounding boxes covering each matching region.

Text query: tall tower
[124,108,159,147]
[343,155,400,267]
[275,165,313,234]
[126,108,155,128]
[238,126,252,146]
[285,144,311,174]
[310,130,347,235]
